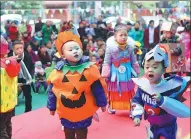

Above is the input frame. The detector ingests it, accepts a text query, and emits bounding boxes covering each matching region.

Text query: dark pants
[0,111,13,139]
[64,127,88,139]
[21,85,32,112]
[150,122,177,139]
[35,81,48,93]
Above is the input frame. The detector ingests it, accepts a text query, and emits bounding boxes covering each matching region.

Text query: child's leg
[159,122,177,139]
[150,122,177,139]
[64,127,75,139]
[42,82,48,91]
[35,82,41,93]
[0,111,13,139]
[75,128,88,139]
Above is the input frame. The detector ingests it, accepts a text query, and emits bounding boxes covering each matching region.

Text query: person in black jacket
[35,17,44,33]
[8,40,33,113]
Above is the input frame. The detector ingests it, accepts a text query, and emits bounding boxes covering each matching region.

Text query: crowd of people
[0,14,190,139]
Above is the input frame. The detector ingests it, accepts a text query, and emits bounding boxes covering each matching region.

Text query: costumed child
[131,44,191,139]
[47,31,107,139]
[34,61,48,93]
[102,25,140,114]
[0,36,20,139]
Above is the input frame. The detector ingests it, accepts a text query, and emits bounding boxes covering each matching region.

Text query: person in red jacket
[26,20,32,38]
[8,21,19,42]
[144,20,160,51]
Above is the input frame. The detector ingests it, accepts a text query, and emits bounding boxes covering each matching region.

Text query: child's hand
[101,106,106,112]
[50,111,55,116]
[133,118,141,126]
[152,93,162,102]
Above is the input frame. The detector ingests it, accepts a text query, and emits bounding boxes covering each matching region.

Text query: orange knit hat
[55,31,82,55]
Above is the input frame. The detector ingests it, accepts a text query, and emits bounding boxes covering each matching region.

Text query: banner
[4,10,8,14]
[45,9,49,14]
[59,9,63,13]
[21,10,25,15]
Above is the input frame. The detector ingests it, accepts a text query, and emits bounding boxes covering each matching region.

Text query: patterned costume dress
[102,36,140,110]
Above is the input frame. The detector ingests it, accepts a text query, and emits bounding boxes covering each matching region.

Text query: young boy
[47,31,107,139]
[131,44,190,139]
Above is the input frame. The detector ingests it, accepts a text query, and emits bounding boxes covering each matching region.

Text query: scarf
[115,41,127,50]
[14,52,32,84]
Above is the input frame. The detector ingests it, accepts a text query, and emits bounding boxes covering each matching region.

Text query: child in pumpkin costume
[0,36,20,139]
[102,25,140,114]
[47,31,107,139]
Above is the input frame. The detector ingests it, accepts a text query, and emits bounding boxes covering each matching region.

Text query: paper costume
[132,45,190,139]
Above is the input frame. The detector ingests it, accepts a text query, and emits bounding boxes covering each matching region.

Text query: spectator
[42,21,53,44]
[144,20,159,50]
[45,40,56,59]
[8,21,19,42]
[18,21,27,36]
[22,32,31,44]
[30,37,40,52]
[38,44,51,68]
[35,17,44,33]
[127,22,135,39]
[25,43,39,66]
[26,20,32,38]
[78,21,87,41]
[50,21,58,34]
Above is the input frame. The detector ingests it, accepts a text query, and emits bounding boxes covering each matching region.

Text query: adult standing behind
[26,20,32,38]
[35,17,44,33]
[8,40,33,113]
[144,20,160,51]
[42,21,53,44]
[156,19,163,36]
[133,22,144,65]
[126,22,136,40]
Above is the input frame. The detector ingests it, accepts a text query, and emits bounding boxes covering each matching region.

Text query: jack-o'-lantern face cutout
[60,74,88,109]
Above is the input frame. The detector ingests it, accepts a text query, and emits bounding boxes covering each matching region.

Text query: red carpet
[12,89,190,139]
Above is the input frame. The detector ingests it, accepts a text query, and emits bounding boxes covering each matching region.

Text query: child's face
[62,41,83,63]
[40,46,47,53]
[97,40,102,46]
[115,30,127,44]
[98,49,104,56]
[37,32,42,37]
[88,35,93,40]
[26,45,32,52]
[164,31,172,38]
[46,41,52,49]
[91,56,97,62]
[144,59,165,84]
[23,32,28,37]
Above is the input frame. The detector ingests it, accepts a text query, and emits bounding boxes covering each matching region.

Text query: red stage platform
[12,90,190,139]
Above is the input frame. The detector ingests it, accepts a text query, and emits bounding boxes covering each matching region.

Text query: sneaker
[107,107,116,114]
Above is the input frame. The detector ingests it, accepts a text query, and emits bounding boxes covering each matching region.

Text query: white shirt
[149,27,154,44]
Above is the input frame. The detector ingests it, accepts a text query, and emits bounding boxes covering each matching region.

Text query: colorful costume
[132,45,191,139]
[0,36,20,139]
[102,36,140,111]
[47,31,107,129]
